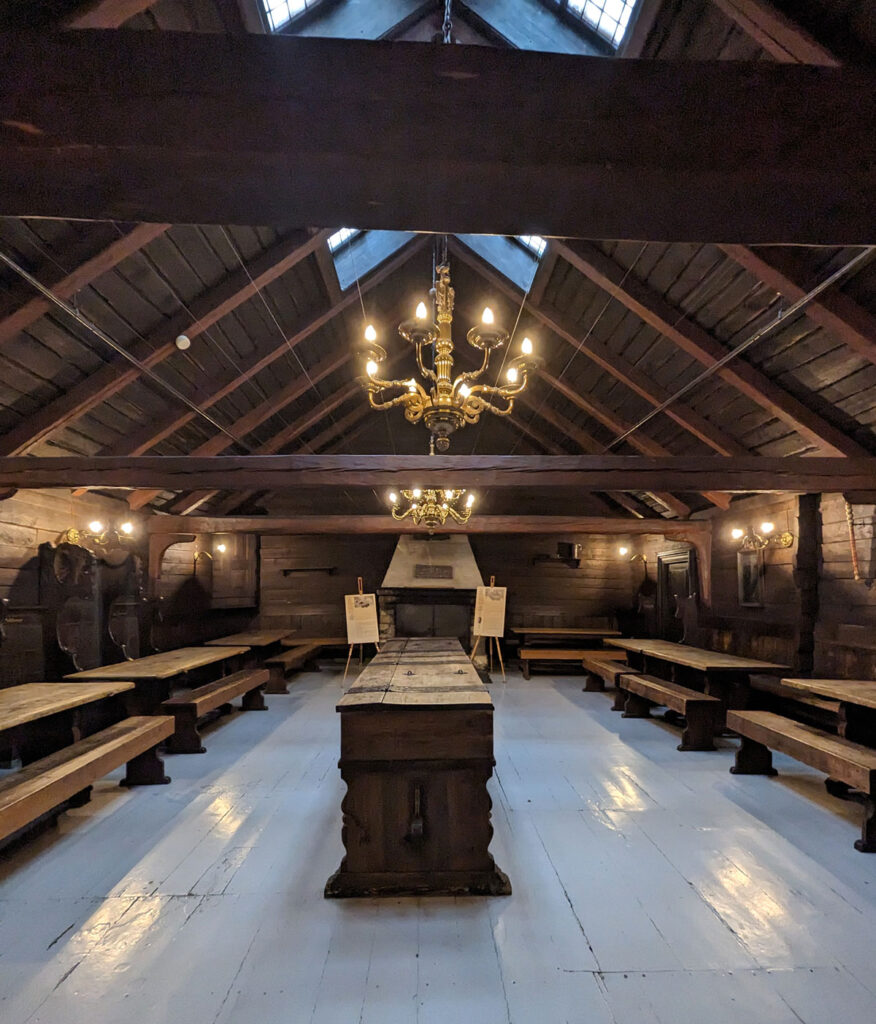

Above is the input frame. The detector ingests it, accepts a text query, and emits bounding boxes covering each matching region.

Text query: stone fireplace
[378,534,484,645]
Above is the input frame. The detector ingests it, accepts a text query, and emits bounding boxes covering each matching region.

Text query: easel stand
[470,575,506,683]
[343,576,380,684]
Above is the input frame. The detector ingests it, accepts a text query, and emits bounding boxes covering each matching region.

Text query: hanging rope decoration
[844,498,874,588]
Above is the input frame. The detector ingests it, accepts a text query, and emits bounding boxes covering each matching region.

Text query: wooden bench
[580,651,628,693]
[161,668,268,753]
[0,716,174,847]
[727,709,876,853]
[265,643,322,694]
[519,647,592,680]
[618,673,723,751]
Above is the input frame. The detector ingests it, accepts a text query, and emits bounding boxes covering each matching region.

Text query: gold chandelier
[388,487,475,532]
[357,257,539,451]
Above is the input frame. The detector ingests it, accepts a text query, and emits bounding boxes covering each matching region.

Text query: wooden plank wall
[0,488,146,684]
[256,533,639,635]
[815,493,876,677]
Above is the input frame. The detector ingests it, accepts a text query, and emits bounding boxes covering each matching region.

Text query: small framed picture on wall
[737,549,764,607]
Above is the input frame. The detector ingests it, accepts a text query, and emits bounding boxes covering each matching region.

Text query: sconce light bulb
[408,379,417,392]
[481,306,494,325]
[442,503,448,510]
[760,522,775,536]
[88,520,104,534]
[521,336,533,356]
[731,528,744,540]
[444,490,454,500]
[364,323,377,343]
[412,488,422,498]
[365,359,378,377]
[618,546,629,557]
[389,492,398,504]
[506,366,519,384]
[120,521,134,535]
[216,543,227,553]
[466,493,475,508]
[415,301,428,320]
[458,383,471,398]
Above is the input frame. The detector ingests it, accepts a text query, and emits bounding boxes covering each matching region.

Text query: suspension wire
[506,241,649,457]
[442,0,453,43]
[0,246,249,451]
[603,244,876,451]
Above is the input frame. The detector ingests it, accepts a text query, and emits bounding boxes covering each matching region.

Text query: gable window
[516,235,547,258]
[261,0,318,32]
[327,227,361,253]
[566,0,637,48]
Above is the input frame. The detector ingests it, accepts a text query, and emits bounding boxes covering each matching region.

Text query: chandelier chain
[443,0,453,43]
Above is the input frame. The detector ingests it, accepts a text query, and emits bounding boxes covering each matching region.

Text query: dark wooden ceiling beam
[449,239,749,457]
[4,454,875,492]
[553,239,869,458]
[708,0,840,65]
[1,32,873,243]
[0,228,330,456]
[517,391,691,518]
[536,367,731,510]
[63,1,155,28]
[0,222,169,350]
[719,245,876,368]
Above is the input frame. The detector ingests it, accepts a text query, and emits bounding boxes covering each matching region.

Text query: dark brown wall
[256,532,641,635]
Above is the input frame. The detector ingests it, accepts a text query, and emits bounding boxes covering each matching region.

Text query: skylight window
[567,0,637,48]
[261,0,315,32]
[327,227,361,253]
[517,235,547,258]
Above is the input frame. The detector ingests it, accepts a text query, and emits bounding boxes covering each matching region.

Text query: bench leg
[582,673,605,693]
[242,686,268,711]
[855,796,876,853]
[521,660,530,680]
[265,665,289,695]
[610,687,626,711]
[678,707,716,752]
[68,785,93,807]
[166,708,206,754]
[730,736,777,776]
[122,745,171,786]
[622,692,651,718]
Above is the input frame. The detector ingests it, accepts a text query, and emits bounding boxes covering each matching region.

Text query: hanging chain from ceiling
[443,0,453,44]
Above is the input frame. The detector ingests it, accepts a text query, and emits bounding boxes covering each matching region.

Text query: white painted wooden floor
[2,666,875,1024]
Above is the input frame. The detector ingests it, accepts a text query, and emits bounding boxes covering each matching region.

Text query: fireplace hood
[381,535,484,591]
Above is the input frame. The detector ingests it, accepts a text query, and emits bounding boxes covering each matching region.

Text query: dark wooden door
[656,550,697,641]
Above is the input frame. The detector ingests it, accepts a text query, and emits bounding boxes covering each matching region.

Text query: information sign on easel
[343,576,380,682]
[471,576,507,682]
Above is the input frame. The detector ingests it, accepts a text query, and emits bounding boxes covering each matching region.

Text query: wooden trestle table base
[325,637,511,899]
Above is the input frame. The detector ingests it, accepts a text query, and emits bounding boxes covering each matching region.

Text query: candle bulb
[506,366,518,384]
[364,324,377,342]
[521,337,533,356]
[415,302,428,320]
[482,307,494,325]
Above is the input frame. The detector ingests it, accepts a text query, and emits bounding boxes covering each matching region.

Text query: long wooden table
[65,647,249,714]
[0,681,136,764]
[325,637,510,898]
[607,638,788,708]
[781,678,876,746]
[206,630,289,666]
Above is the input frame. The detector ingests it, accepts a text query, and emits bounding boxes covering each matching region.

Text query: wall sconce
[215,543,227,553]
[60,519,137,553]
[730,522,794,550]
[618,547,649,577]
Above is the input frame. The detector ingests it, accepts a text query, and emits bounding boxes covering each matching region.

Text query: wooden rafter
[0,228,331,456]
[719,245,876,368]
[552,239,869,458]
[63,1,156,28]
[449,239,749,457]
[709,0,840,65]
[0,222,169,350]
[1,32,873,243]
[4,455,876,493]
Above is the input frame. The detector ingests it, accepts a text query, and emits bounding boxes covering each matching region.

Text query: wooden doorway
[656,549,697,641]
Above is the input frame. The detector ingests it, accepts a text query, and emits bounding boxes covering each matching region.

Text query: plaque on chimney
[414,564,454,580]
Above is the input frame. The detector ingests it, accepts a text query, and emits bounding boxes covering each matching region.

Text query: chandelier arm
[478,394,516,417]
[366,390,420,413]
[414,342,438,383]
[391,507,412,521]
[457,349,490,385]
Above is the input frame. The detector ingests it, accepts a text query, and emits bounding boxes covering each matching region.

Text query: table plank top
[281,636,347,647]
[781,678,876,710]
[510,627,622,638]
[606,638,788,672]
[0,681,136,730]
[338,637,491,710]
[64,646,250,681]
[205,631,290,648]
